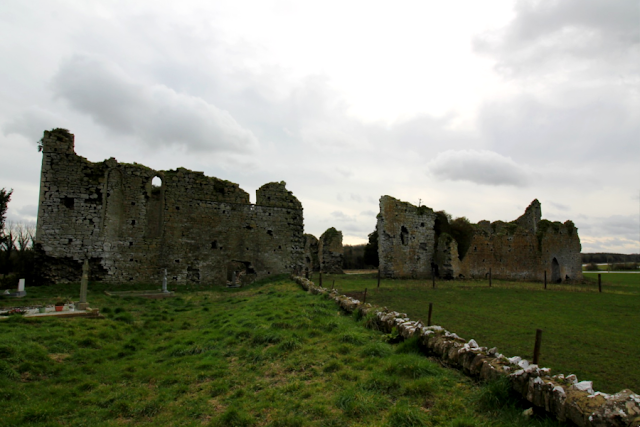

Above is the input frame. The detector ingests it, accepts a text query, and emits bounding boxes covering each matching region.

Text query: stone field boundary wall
[292,275,640,427]
[35,129,304,285]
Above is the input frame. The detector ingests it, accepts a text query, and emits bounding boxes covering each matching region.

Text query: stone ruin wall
[35,130,304,285]
[377,196,436,278]
[377,196,582,282]
[302,234,320,274]
[318,227,344,274]
[303,228,344,275]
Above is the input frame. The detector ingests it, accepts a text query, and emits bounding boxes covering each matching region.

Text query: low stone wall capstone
[291,275,640,427]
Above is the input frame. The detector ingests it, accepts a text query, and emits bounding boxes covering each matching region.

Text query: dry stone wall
[377,195,582,282]
[35,129,304,285]
[293,275,640,427]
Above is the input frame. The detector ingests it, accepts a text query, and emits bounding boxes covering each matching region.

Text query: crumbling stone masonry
[377,196,436,279]
[378,196,582,282]
[318,227,344,274]
[35,129,304,285]
[302,234,320,275]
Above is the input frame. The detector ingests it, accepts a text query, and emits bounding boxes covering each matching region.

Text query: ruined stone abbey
[377,196,582,282]
[35,129,308,285]
[35,129,581,285]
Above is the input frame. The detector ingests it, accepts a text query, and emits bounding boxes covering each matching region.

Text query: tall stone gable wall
[377,196,436,278]
[35,130,304,285]
[377,195,582,282]
[318,228,344,274]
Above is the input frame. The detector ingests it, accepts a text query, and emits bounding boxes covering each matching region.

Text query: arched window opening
[551,257,561,283]
[145,175,164,238]
[400,226,409,246]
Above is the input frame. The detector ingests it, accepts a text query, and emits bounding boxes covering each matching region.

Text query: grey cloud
[600,215,639,238]
[330,211,356,222]
[426,150,530,187]
[360,210,376,217]
[479,91,640,166]
[473,0,639,78]
[335,168,352,178]
[5,208,37,225]
[51,55,259,153]
[339,222,374,233]
[549,201,570,211]
[330,211,346,218]
[349,194,362,203]
[4,106,65,141]
[576,213,639,241]
[581,236,639,253]
[18,204,38,217]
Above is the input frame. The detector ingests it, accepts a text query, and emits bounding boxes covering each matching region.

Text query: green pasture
[319,272,640,394]
[0,277,561,426]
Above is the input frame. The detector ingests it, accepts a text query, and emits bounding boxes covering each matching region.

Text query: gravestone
[76,259,90,310]
[162,269,168,293]
[3,278,26,297]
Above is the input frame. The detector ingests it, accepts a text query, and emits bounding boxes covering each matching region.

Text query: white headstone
[18,279,25,292]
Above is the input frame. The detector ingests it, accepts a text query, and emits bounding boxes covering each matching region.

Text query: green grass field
[0,277,563,426]
[319,272,640,395]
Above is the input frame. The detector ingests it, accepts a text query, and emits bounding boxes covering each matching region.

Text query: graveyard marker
[162,269,168,293]
[77,259,89,310]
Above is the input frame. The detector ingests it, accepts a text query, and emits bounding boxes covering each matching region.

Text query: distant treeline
[343,231,379,270]
[581,253,640,264]
[345,249,640,269]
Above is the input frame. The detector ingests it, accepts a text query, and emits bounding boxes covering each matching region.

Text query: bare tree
[11,222,35,252]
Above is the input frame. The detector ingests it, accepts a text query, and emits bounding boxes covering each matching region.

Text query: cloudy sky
[1,0,638,253]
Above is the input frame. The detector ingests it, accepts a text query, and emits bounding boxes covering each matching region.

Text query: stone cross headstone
[77,259,90,310]
[162,269,168,293]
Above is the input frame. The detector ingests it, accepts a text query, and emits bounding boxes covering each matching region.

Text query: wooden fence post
[319,272,323,287]
[533,329,543,365]
[598,274,602,293]
[544,270,547,289]
[427,303,433,326]
[363,288,367,304]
